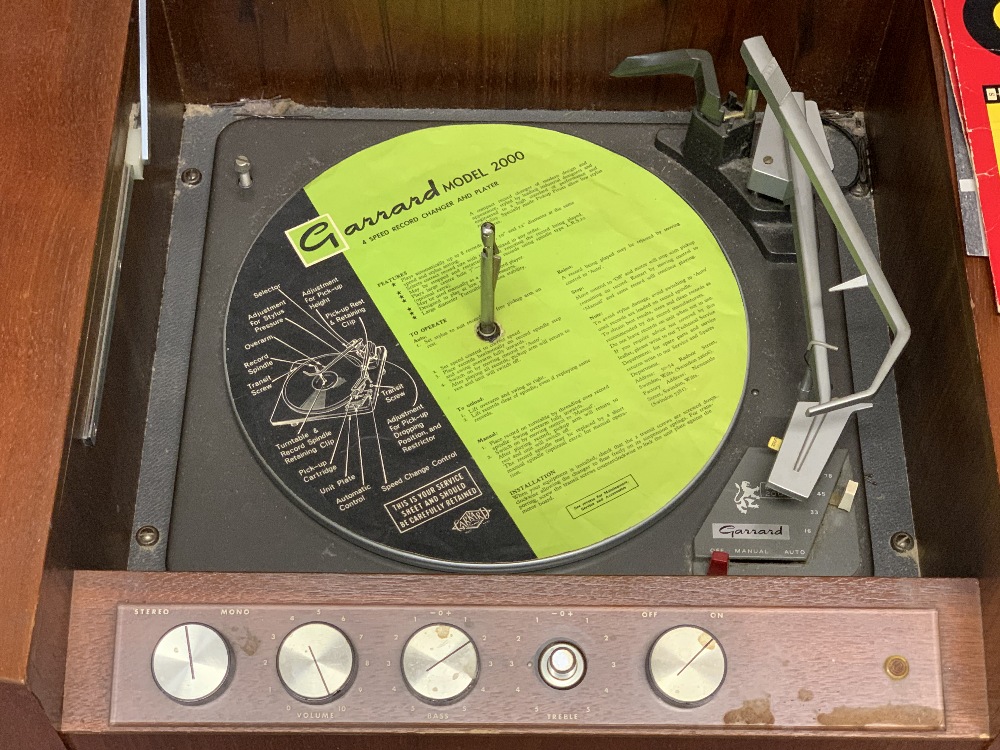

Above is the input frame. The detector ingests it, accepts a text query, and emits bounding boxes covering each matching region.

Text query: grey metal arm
[786,92,833,404]
[741,36,910,418]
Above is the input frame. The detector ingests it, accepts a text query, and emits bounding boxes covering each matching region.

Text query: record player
[17,4,992,743]
[127,39,916,579]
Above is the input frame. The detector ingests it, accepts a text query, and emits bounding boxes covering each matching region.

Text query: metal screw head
[235,155,253,189]
[136,526,160,547]
[180,168,202,186]
[884,655,909,680]
[762,155,774,165]
[890,531,914,553]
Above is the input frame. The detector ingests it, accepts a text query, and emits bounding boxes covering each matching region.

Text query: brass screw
[136,526,160,547]
[763,155,774,165]
[884,655,909,680]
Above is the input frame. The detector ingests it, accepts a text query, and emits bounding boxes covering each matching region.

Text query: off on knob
[647,625,726,707]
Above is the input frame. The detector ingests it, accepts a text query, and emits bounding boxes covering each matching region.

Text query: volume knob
[277,622,356,703]
[151,623,233,704]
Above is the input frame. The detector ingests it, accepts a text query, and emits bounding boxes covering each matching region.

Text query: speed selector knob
[647,625,726,707]
[538,641,586,689]
[151,623,233,704]
[277,622,356,703]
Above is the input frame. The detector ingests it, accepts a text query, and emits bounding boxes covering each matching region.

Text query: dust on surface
[723,697,775,725]
[435,625,451,639]
[233,626,261,656]
[817,704,943,728]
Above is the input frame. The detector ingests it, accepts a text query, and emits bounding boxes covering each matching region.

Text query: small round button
[549,647,576,675]
[151,623,233,704]
[538,641,586,689]
[647,625,726,707]
[277,622,356,703]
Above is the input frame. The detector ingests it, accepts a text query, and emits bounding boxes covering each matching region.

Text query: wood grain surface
[59,733,995,750]
[969,255,1000,737]
[0,0,132,727]
[0,681,68,750]
[868,2,1000,736]
[2,1,997,749]
[31,0,185,732]
[60,572,987,748]
[867,1,1000,577]
[159,0,894,111]
[869,0,1000,737]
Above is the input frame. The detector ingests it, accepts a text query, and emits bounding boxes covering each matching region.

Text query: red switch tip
[707,550,730,576]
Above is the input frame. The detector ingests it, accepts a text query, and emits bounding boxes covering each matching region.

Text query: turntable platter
[225,123,748,568]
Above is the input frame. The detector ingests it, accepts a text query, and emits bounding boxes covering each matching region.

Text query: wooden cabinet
[3,0,1000,746]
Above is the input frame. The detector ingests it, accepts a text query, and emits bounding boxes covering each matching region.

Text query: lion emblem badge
[732,481,762,514]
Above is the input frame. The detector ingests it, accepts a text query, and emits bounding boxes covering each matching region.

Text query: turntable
[127,39,916,579]
[24,7,995,740]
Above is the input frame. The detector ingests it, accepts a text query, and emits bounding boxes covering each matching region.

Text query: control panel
[111,605,943,729]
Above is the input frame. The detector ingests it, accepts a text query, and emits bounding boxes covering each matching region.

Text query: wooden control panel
[61,571,989,746]
[110,603,943,730]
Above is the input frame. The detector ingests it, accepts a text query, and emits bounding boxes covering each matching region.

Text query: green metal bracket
[611,49,725,126]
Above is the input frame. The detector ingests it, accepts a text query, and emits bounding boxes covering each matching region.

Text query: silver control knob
[401,623,479,704]
[277,622,356,703]
[538,641,586,689]
[647,625,726,707]
[151,623,233,704]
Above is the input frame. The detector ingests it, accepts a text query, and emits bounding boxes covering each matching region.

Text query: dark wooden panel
[61,572,987,748]
[0,0,132,699]
[866,1,1000,577]
[161,0,894,110]
[0,681,67,750]
[866,0,1000,736]
[967,257,1000,736]
[28,0,186,729]
[59,732,991,750]
[57,0,184,575]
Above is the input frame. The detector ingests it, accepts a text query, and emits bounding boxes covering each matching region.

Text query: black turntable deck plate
[154,111,899,575]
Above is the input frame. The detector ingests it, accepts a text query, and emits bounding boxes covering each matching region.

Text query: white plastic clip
[829,274,868,293]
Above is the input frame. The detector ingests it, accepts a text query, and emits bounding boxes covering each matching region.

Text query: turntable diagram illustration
[239,282,424,487]
[271,331,390,487]
[271,339,389,430]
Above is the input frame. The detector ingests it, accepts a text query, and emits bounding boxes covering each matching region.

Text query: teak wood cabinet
[4,0,1000,748]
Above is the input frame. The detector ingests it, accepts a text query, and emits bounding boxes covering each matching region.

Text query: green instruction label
[303,124,748,559]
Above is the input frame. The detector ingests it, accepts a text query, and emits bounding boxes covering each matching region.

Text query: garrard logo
[285,213,350,267]
[712,523,790,540]
[732,481,762,514]
[452,507,491,532]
